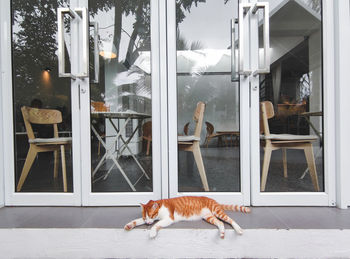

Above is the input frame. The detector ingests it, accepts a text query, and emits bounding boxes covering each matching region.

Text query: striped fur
[124,196,251,239]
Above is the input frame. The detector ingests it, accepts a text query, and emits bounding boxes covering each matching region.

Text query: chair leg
[146,139,151,156]
[282,148,287,178]
[192,142,209,191]
[304,144,320,192]
[54,150,59,178]
[205,137,210,148]
[60,145,67,192]
[17,146,37,192]
[261,145,272,192]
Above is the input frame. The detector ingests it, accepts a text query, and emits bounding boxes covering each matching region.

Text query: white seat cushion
[261,134,318,141]
[29,137,72,144]
[178,135,200,142]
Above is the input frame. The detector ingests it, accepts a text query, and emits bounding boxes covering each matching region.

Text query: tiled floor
[0,206,349,229]
[15,144,324,193]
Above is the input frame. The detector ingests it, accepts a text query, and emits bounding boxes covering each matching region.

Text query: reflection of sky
[178,0,238,49]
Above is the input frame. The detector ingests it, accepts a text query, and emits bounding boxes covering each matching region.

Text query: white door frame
[0,4,4,207]
[167,0,251,205]
[79,0,163,205]
[1,0,82,205]
[334,0,350,209]
[250,0,336,206]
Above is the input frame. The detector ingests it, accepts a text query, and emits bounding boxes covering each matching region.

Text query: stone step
[0,228,349,258]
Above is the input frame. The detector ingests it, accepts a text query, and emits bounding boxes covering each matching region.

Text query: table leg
[109,119,151,181]
[92,121,136,191]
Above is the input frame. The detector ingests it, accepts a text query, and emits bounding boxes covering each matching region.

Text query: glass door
[250,0,335,205]
[167,0,251,205]
[3,0,82,205]
[79,0,162,205]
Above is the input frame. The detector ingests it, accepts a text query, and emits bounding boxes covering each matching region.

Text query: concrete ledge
[0,228,350,258]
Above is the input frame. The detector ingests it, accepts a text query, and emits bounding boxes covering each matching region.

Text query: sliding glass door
[167,0,251,204]
[80,0,162,205]
[2,0,335,206]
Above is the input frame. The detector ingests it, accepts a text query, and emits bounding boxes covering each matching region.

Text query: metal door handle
[231,19,239,82]
[90,21,99,83]
[239,3,252,77]
[57,7,88,79]
[75,7,89,78]
[252,2,270,76]
[57,8,79,78]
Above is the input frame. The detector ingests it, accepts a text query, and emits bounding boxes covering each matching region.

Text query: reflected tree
[12,0,71,129]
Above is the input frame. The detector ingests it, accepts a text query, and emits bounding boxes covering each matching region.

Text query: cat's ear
[152,203,158,210]
[139,203,145,208]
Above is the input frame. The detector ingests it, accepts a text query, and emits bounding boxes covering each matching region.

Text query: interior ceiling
[259,0,321,37]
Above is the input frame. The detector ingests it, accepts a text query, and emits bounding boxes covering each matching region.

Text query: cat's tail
[221,204,251,213]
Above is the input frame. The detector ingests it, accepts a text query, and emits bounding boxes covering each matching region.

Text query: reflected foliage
[12,0,71,130]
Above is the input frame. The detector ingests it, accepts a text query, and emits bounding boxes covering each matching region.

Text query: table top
[91,111,151,119]
[301,111,322,116]
[216,130,240,134]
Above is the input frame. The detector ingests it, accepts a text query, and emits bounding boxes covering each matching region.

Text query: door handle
[57,7,89,79]
[90,21,100,83]
[231,19,239,82]
[57,8,79,78]
[239,3,252,77]
[252,2,270,76]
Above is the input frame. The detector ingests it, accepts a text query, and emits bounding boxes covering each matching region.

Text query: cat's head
[140,200,160,224]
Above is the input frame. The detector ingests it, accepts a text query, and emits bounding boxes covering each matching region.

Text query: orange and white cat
[124,196,250,239]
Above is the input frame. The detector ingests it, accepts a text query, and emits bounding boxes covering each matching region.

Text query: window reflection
[89,0,152,192]
[12,0,73,192]
[259,0,324,192]
[176,0,240,192]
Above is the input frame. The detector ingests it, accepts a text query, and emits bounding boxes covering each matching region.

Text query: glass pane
[176,0,240,192]
[89,0,152,192]
[12,0,73,192]
[259,0,324,192]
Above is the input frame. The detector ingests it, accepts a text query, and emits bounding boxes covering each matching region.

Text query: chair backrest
[142,121,152,138]
[205,121,214,135]
[193,102,205,139]
[260,101,274,136]
[183,122,190,136]
[21,106,62,140]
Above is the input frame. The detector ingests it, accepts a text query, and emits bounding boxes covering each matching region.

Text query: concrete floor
[0,206,349,229]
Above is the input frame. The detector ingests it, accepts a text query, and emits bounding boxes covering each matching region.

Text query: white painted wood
[250,0,335,206]
[80,0,162,205]
[334,0,350,209]
[0,229,350,258]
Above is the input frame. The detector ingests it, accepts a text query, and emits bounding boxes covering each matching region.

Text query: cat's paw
[235,228,243,235]
[149,229,158,239]
[220,232,225,239]
[124,223,134,231]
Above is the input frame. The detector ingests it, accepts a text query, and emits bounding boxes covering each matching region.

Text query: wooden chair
[17,106,72,192]
[183,122,190,136]
[142,121,191,156]
[178,102,209,191]
[204,121,226,148]
[142,121,152,156]
[260,101,320,192]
